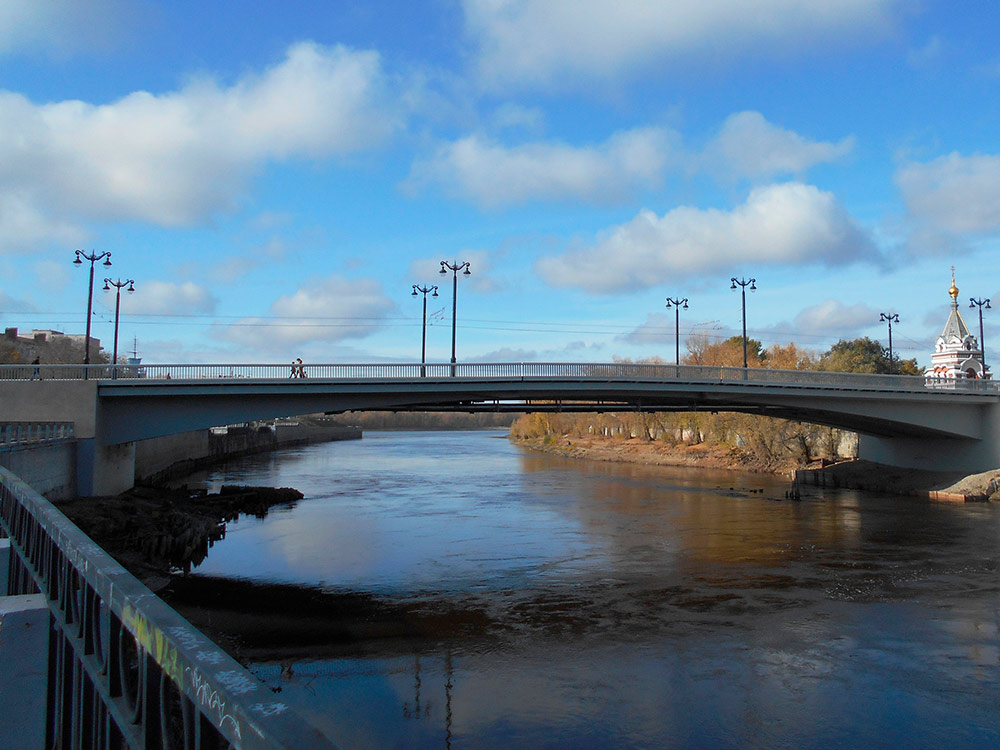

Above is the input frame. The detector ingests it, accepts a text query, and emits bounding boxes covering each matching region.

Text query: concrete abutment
[858,401,1000,473]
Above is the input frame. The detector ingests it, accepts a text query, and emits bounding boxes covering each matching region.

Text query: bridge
[1,361,998,495]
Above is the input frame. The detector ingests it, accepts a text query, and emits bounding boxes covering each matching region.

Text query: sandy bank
[512,436,795,475]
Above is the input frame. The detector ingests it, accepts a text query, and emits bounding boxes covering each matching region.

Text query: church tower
[926,270,986,380]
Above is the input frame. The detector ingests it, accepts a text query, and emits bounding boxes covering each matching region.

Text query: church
[926,272,988,380]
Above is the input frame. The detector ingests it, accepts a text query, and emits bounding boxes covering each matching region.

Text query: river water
[183,431,999,749]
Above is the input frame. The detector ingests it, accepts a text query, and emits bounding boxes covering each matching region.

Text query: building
[1,327,102,364]
[926,273,987,380]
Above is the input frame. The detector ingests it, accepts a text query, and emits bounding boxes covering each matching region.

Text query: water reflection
[183,431,1000,749]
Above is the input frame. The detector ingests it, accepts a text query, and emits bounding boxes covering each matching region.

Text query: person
[31,356,40,380]
[296,358,307,378]
[290,358,306,378]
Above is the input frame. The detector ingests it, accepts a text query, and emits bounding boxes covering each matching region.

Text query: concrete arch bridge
[1,362,997,495]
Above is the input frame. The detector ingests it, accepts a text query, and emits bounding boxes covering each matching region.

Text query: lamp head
[432,287,438,297]
[439,264,447,274]
[730,280,737,290]
[103,281,110,291]
[73,253,83,265]
[412,287,418,296]
[749,280,756,291]
[463,265,471,275]
[683,301,689,309]
[127,282,134,293]
[103,256,112,267]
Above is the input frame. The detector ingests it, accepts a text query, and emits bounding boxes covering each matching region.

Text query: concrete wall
[0,421,361,498]
[0,441,76,500]
[0,381,97,437]
[134,422,361,485]
[134,430,211,482]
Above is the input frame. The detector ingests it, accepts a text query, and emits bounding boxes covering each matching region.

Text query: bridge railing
[0,466,341,749]
[0,422,74,445]
[0,361,997,394]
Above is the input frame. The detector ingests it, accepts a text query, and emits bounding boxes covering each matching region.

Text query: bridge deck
[1,363,995,444]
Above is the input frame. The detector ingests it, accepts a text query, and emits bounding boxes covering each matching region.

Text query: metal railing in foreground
[0,466,340,750]
[0,361,997,395]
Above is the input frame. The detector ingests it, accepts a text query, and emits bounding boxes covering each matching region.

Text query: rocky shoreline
[57,484,305,589]
[511,435,1000,502]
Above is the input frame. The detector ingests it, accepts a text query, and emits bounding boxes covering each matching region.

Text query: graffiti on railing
[122,603,186,688]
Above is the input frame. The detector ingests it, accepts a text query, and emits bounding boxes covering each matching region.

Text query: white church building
[926,273,988,380]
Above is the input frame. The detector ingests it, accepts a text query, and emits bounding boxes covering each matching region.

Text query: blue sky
[2,0,999,367]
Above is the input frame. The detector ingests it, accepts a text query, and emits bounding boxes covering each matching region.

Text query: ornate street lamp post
[412,284,438,376]
[73,249,112,377]
[104,278,135,379]
[879,312,899,374]
[665,296,688,375]
[970,297,992,376]
[730,277,756,370]
[439,260,471,375]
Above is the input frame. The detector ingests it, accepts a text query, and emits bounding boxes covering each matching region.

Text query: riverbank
[512,435,1000,502]
[57,484,305,590]
[512,435,797,475]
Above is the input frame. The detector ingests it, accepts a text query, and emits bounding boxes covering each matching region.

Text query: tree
[765,342,816,370]
[819,337,920,375]
[684,334,766,367]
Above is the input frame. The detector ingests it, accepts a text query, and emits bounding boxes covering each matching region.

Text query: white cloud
[907,36,944,69]
[119,281,217,315]
[0,289,35,312]
[537,182,875,293]
[790,299,878,336]
[407,127,676,207]
[0,192,85,253]
[219,275,395,347]
[34,259,71,290]
[978,59,1000,78]
[463,0,898,90]
[0,0,134,57]
[491,103,545,132]
[470,340,605,362]
[408,249,501,294]
[896,152,1000,234]
[0,42,399,248]
[621,312,681,347]
[703,111,854,179]
[470,346,538,362]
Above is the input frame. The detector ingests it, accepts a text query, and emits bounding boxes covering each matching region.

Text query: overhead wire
[2,309,929,350]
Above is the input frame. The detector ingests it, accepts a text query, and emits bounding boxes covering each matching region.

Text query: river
[180,430,1000,749]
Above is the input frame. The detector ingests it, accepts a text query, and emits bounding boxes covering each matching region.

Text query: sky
[1,0,999,368]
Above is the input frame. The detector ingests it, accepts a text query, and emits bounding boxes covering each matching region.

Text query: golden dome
[949,269,958,299]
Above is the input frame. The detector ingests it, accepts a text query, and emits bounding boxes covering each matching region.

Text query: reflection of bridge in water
[2,362,999,495]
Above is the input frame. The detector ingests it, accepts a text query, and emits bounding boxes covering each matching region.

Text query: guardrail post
[1,538,9,594]
[0,584,49,750]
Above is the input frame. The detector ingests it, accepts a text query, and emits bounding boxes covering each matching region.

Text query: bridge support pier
[858,402,1000,473]
[76,438,135,497]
